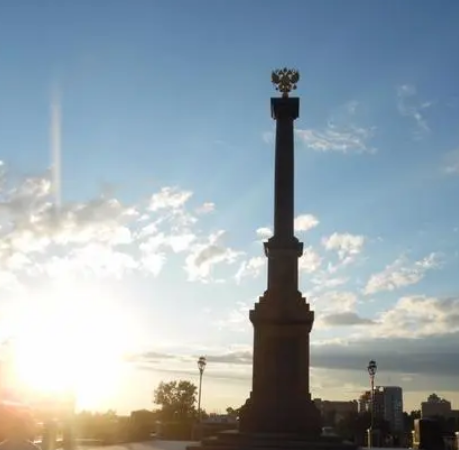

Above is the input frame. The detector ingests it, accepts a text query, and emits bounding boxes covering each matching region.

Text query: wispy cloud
[299,246,322,273]
[235,256,265,283]
[442,149,459,175]
[345,100,359,115]
[262,99,376,154]
[196,202,215,214]
[322,232,366,267]
[184,230,242,282]
[363,252,441,295]
[262,131,274,145]
[396,84,432,138]
[295,123,376,154]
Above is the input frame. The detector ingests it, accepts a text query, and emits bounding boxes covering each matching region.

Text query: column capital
[263,236,303,257]
[271,97,299,120]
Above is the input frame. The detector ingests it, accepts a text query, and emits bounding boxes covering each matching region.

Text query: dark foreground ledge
[187,429,358,450]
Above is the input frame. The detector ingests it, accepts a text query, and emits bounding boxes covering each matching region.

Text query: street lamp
[367,360,377,448]
[197,356,207,423]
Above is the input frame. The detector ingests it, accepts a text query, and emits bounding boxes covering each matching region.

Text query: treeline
[67,380,216,442]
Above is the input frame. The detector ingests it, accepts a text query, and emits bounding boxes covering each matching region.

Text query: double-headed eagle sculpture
[271,68,300,97]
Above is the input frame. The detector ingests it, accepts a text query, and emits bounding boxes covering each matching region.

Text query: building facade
[359,386,404,433]
[381,386,404,433]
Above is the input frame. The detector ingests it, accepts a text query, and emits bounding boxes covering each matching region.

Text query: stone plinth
[238,289,320,436]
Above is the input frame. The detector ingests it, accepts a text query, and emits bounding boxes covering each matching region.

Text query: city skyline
[0,1,458,414]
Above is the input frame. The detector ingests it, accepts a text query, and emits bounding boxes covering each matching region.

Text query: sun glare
[7,281,134,409]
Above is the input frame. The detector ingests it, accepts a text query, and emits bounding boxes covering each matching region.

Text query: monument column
[238,69,321,437]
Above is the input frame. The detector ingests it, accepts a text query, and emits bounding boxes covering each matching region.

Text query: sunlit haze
[0,1,458,415]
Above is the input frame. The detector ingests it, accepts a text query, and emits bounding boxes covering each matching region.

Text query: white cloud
[148,186,192,211]
[43,244,139,279]
[296,123,376,154]
[0,270,22,293]
[261,99,375,154]
[235,256,265,283]
[322,232,365,264]
[141,253,166,277]
[196,202,215,214]
[184,230,242,282]
[373,294,459,338]
[294,214,319,232]
[299,246,322,273]
[0,173,139,260]
[310,274,349,292]
[140,231,196,255]
[306,294,459,381]
[397,84,432,137]
[0,165,238,286]
[363,253,441,295]
[314,290,357,313]
[167,233,196,253]
[255,227,272,240]
[312,291,374,328]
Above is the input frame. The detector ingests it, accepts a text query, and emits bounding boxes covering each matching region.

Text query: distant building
[380,386,404,433]
[421,393,452,418]
[358,386,404,433]
[314,399,358,424]
[358,389,385,418]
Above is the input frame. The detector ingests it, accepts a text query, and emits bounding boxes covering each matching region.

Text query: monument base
[187,430,358,450]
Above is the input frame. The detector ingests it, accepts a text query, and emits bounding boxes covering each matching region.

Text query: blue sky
[0,1,458,414]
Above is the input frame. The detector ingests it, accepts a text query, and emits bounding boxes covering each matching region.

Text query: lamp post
[367,360,377,448]
[197,356,206,423]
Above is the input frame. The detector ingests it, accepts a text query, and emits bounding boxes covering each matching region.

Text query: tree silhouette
[226,407,241,419]
[153,380,197,422]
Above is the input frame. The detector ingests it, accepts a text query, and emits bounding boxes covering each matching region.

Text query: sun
[7,281,135,410]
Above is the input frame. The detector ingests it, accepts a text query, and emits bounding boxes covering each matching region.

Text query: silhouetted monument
[237,68,321,436]
[189,69,355,450]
